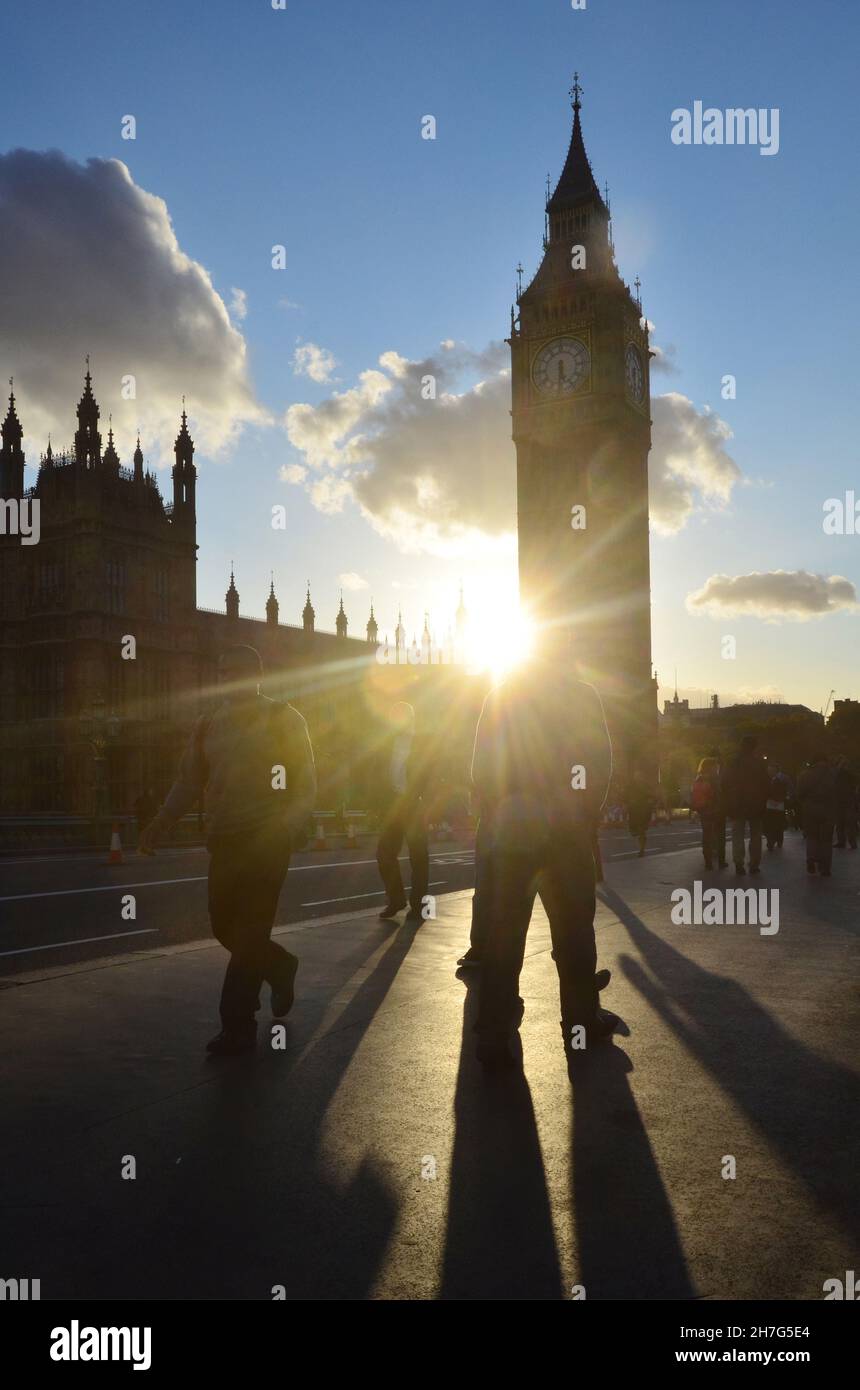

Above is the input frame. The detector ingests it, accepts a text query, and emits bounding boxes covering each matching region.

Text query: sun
[464,605,536,680]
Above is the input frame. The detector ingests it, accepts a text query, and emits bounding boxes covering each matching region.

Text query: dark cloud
[0,149,262,465]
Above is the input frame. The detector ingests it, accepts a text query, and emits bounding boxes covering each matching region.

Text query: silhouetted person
[470,646,614,1070]
[764,764,790,850]
[785,786,801,832]
[139,645,316,1055]
[797,753,838,876]
[834,759,858,850]
[705,745,728,865]
[457,792,492,969]
[722,734,770,875]
[691,755,723,869]
[626,772,656,857]
[375,702,429,925]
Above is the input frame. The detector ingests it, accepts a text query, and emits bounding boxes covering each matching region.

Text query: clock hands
[534,339,589,395]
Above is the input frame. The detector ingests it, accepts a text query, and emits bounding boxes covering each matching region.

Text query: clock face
[625,344,644,402]
[532,337,590,397]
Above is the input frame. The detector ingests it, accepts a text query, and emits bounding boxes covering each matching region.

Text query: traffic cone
[313,821,326,850]
[108,822,123,864]
[347,822,356,848]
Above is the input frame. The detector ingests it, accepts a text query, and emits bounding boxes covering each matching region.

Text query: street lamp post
[79,696,121,847]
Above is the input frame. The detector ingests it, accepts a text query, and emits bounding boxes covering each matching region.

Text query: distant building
[662,689,693,722]
[660,688,821,731]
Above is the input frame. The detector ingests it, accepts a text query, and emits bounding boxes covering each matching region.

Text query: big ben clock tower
[510,76,657,784]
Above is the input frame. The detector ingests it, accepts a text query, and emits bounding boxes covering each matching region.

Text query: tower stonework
[510,79,657,784]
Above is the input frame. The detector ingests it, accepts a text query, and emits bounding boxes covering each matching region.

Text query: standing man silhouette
[375,702,429,925]
[722,734,770,875]
[798,752,838,877]
[471,642,615,1070]
[139,645,316,1055]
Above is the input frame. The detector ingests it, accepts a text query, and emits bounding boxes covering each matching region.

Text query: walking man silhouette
[139,645,316,1055]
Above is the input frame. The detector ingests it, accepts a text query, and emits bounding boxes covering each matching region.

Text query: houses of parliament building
[0,371,480,821]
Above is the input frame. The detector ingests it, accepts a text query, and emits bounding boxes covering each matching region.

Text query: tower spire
[102,412,119,471]
[546,73,606,214]
[266,572,279,626]
[366,598,378,646]
[133,432,144,483]
[172,400,196,520]
[1,378,25,495]
[302,582,315,634]
[3,379,21,434]
[226,563,239,620]
[74,360,102,468]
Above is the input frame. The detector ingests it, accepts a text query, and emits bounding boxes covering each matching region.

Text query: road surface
[0,824,701,973]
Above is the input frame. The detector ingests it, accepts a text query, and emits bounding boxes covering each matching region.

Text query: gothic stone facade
[0,373,386,818]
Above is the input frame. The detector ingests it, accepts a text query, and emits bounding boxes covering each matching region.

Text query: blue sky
[2,0,858,710]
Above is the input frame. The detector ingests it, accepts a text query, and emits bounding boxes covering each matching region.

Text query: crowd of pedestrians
[138,641,857,1068]
[689,737,857,878]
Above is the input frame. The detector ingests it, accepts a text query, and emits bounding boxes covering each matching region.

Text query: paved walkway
[1,830,857,1300]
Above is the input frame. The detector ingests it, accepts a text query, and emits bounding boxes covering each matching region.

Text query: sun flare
[463,605,536,680]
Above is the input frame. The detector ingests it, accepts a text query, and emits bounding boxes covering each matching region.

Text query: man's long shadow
[568,1037,696,1300]
[134,911,420,1299]
[439,974,563,1299]
[601,883,860,1244]
[440,968,694,1300]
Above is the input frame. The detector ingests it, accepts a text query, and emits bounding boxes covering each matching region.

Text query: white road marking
[607,844,701,861]
[0,847,207,868]
[0,856,397,903]
[0,929,158,959]
[302,880,446,908]
[0,876,208,904]
[0,839,699,907]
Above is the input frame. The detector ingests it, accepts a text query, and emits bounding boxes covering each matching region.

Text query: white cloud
[641,319,678,375]
[228,287,248,321]
[309,473,352,514]
[339,571,369,591]
[686,570,859,622]
[649,342,678,375]
[282,340,742,552]
[292,342,337,384]
[283,341,515,554]
[650,392,741,534]
[279,462,307,484]
[0,150,263,464]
